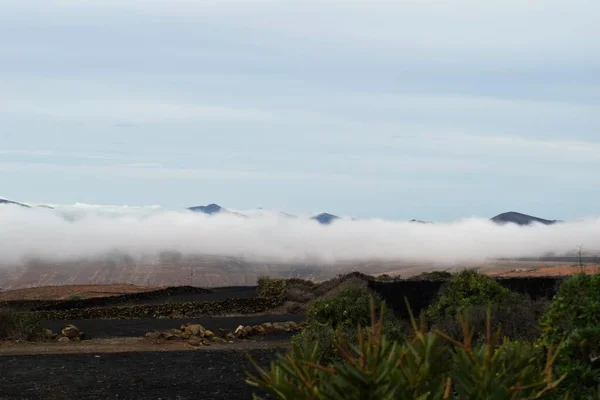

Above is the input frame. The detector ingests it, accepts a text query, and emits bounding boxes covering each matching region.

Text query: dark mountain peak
[188,203,224,215]
[410,219,433,224]
[312,213,340,225]
[0,198,30,208]
[491,211,557,226]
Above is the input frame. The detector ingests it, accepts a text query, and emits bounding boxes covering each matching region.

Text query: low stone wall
[368,276,564,318]
[34,297,281,320]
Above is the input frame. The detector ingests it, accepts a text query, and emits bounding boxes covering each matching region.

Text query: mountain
[311,213,339,225]
[409,219,433,224]
[188,203,224,215]
[0,198,30,208]
[490,212,557,226]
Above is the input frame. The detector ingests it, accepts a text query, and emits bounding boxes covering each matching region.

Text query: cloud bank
[0,204,598,268]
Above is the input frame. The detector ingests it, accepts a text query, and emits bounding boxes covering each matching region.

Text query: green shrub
[257,276,288,302]
[425,270,518,320]
[247,300,566,399]
[540,273,600,397]
[0,310,45,341]
[307,286,388,328]
[431,296,550,344]
[409,270,453,281]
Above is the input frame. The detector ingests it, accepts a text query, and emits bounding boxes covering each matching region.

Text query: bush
[409,270,453,281]
[431,296,550,344]
[247,300,566,399]
[299,286,408,364]
[425,270,519,320]
[256,277,288,302]
[540,273,600,397]
[307,286,387,328]
[0,310,45,341]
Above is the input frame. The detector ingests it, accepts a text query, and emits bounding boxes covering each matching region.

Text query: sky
[1,0,599,221]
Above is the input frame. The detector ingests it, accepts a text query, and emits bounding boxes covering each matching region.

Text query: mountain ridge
[1,198,563,225]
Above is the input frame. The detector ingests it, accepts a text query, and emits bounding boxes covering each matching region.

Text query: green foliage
[432,296,550,344]
[257,276,288,302]
[409,270,453,281]
[306,286,398,330]
[247,300,566,399]
[0,310,45,341]
[540,273,600,397]
[425,270,518,320]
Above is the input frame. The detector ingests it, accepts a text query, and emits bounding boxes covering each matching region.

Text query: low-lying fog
[0,203,599,267]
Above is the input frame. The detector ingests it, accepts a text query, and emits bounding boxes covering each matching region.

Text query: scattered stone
[58,337,70,343]
[212,337,227,344]
[44,329,55,340]
[254,325,266,335]
[188,339,202,347]
[262,323,275,333]
[204,330,215,339]
[145,332,161,340]
[226,333,236,341]
[234,325,245,338]
[184,324,205,337]
[61,325,81,340]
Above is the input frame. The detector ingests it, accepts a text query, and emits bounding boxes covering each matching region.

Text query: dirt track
[41,314,305,339]
[0,348,283,400]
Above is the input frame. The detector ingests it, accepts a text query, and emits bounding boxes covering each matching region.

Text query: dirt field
[0,284,157,301]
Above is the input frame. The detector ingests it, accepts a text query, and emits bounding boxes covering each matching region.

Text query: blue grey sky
[1,0,599,221]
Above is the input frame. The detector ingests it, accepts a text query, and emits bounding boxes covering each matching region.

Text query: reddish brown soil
[0,284,158,301]
[0,336,291,356]
[486,264,600,277]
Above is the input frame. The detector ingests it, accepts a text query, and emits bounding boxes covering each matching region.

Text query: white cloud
[0,205,598,266]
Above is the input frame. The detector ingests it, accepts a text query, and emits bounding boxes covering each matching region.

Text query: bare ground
[0,284,157,301]
[0,346,285,400]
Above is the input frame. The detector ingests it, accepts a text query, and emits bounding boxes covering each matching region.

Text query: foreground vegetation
[249,270,600,399]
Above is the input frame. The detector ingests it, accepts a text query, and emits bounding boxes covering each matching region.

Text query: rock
[58,337,70,343]
[188,339,202,347]
[287,321,299,331]
[44,329,55,340]
[234,325,245,338]
[169,328,183,335]
[226,333,236,341]
[145,332,161,340]
[262,323,275,333]
[201,339,211,346]
[204,330,215,339]
[272,322,288,332]
[212,337,227,344]
[217,328,228,338]
[163,333,177,341]
[254,325,266,335]
[61,325,81,339]
[184,324,205,337]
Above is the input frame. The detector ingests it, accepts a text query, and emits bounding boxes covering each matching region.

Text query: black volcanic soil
[41,314,305,339]
[0,348,283,400]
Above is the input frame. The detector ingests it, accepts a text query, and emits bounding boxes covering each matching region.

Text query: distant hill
[188,203,223,215]
[409,219,433,224]
[311,213,339,225]
[491,212,557,226]
[0,198,30,208]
